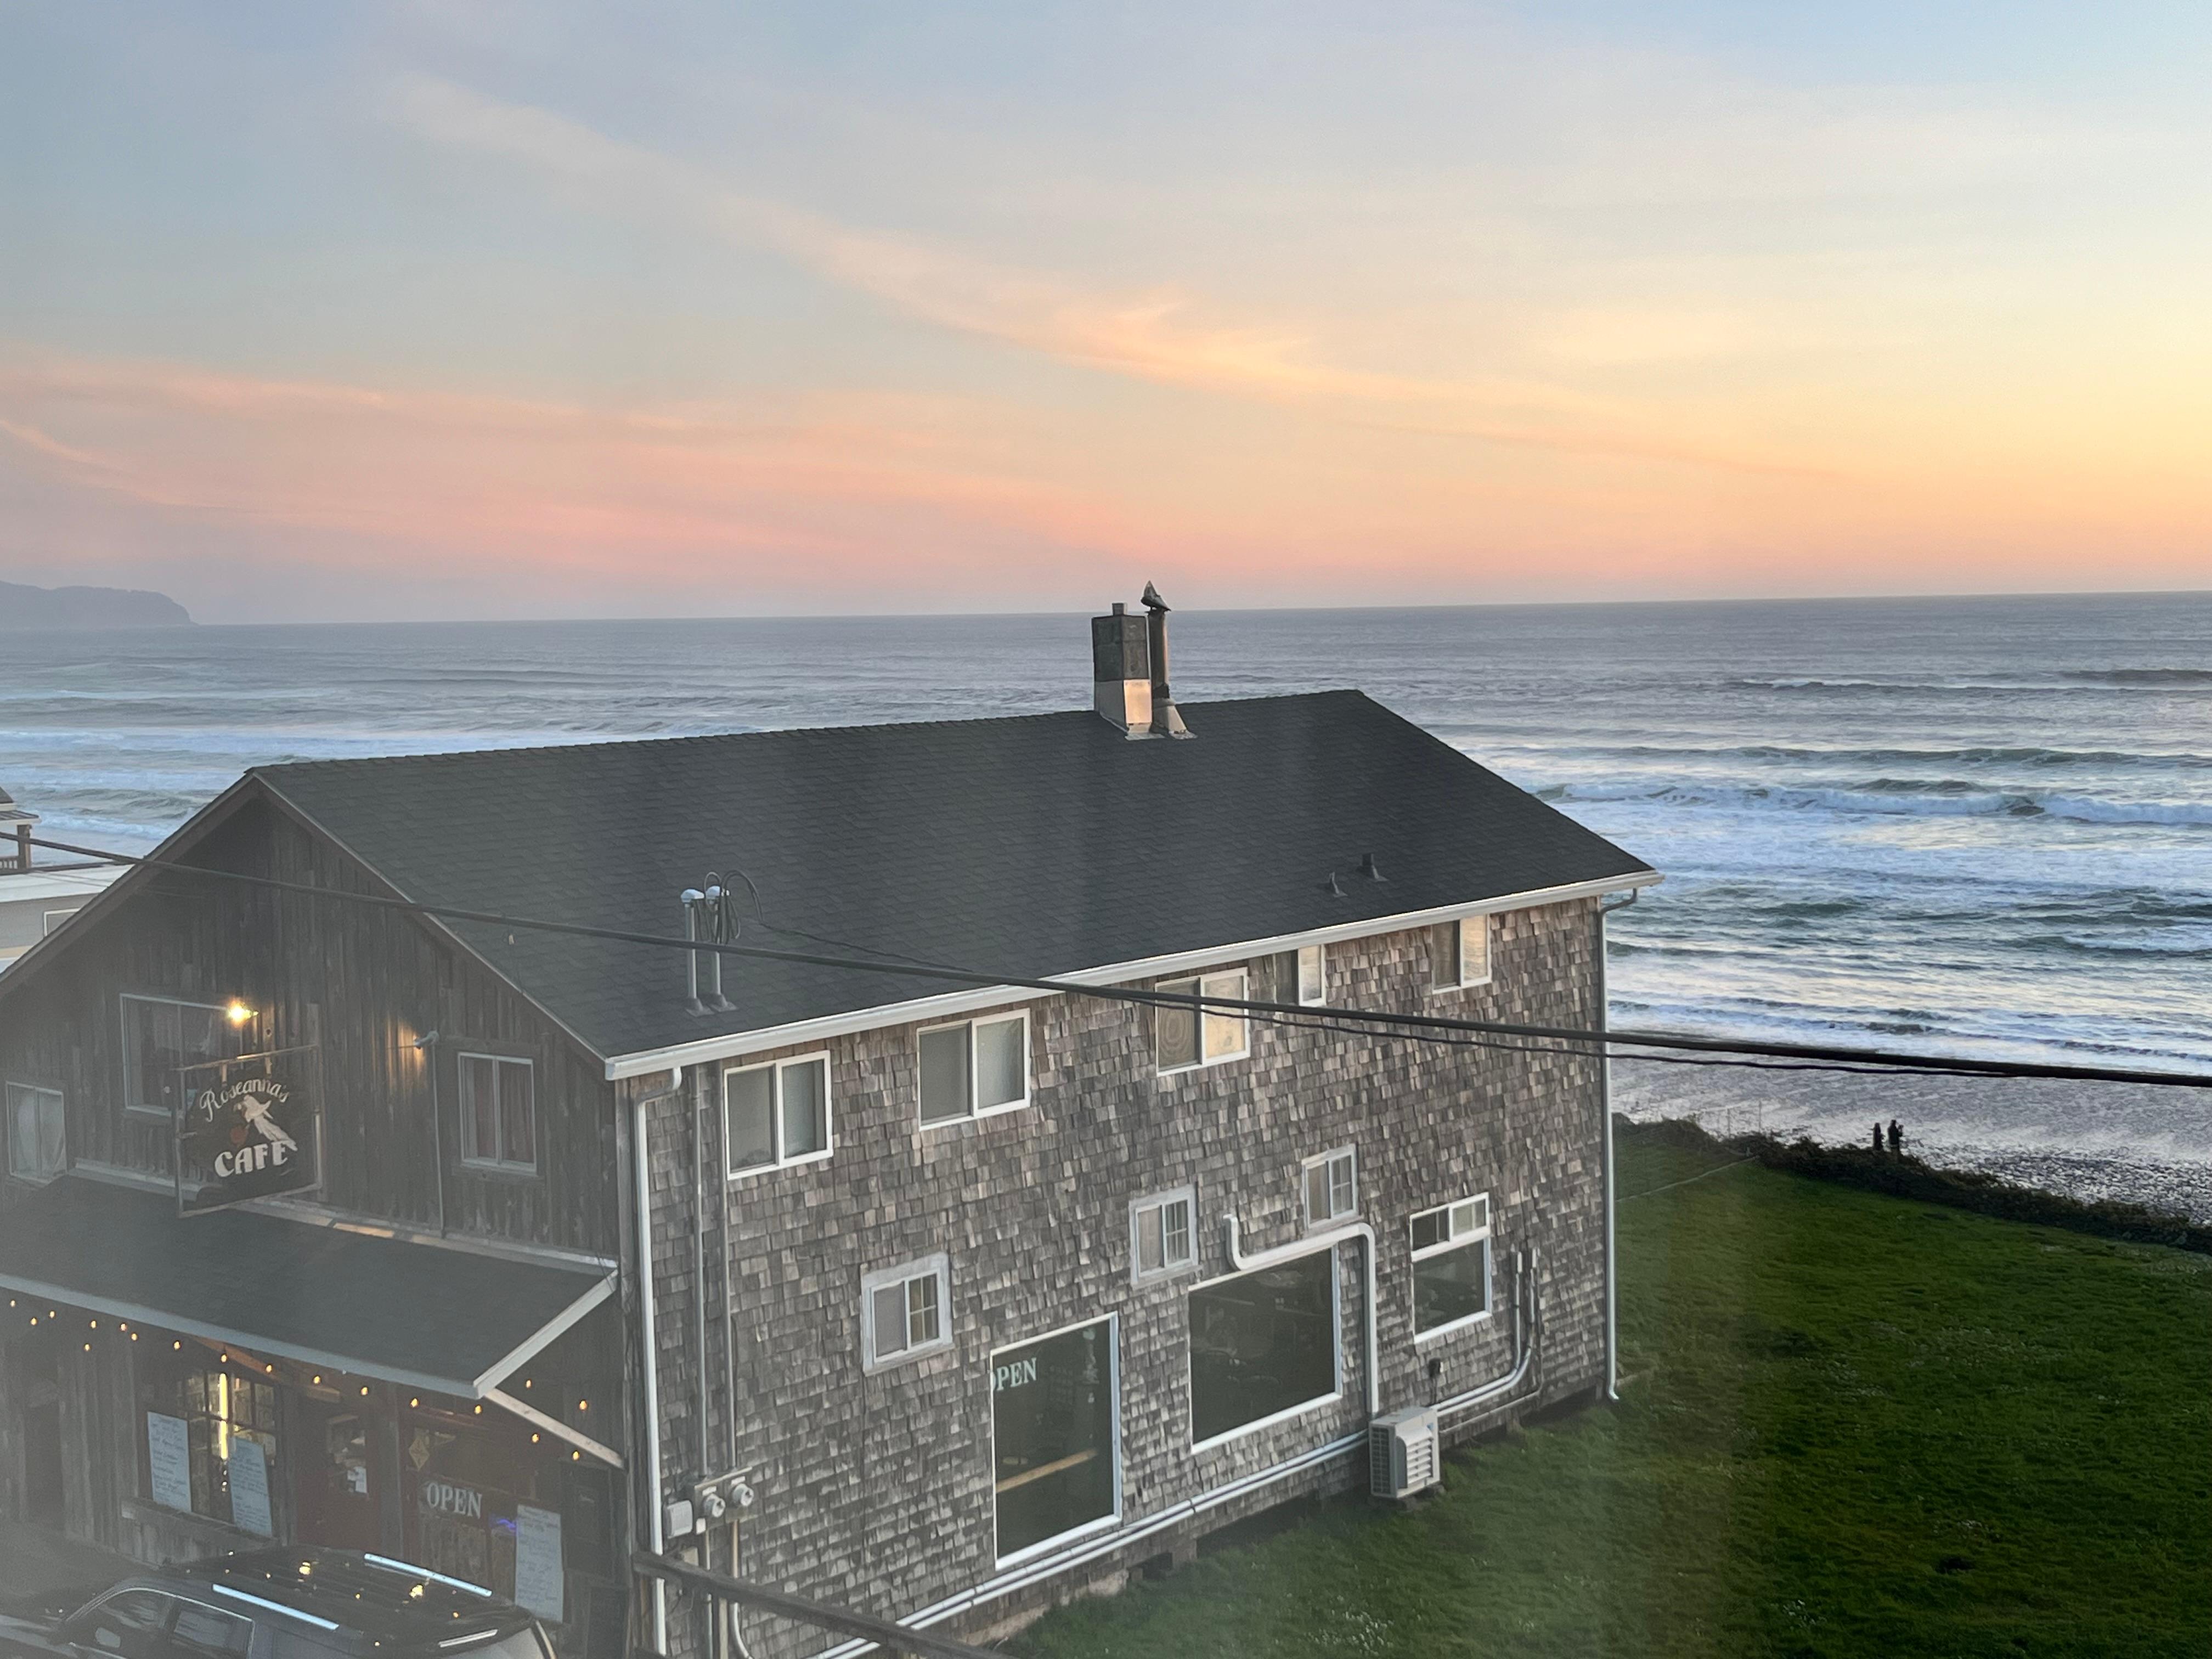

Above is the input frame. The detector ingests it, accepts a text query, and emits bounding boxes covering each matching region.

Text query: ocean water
[3,591,2208,1106]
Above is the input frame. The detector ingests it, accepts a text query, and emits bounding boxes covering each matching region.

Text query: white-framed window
[1429,915,1493,991]
[41,909,81,936]
[725,1053,833,1175]
[991,1315,1120,1564]
[1156,968,1249,1074]
[5,1082,65,1184]
[1302,1146,1358,1231]
[458,1053,537,1171]
[1188,1245,1341,1446]
[863,1253,951,1370]
[1410,1194,1492,1338]
[121,995,240,1118]
[1130,1187,1198,1283]
[917,1012,1030,1126]
[1296,944,1326,1006]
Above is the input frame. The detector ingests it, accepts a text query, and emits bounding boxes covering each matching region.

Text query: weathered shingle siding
[636,896,1609,1657]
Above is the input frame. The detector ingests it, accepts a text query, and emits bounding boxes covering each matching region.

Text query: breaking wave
[1541,780,2212,827]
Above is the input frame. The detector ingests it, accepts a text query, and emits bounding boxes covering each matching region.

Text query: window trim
[1295,943,1326,1007]
[5,1080,66,1186]
[41,907,82,936]
[1129,1186,1199,1285]
[915,1010,1031,1128]
[723,1051,836,1178]
[119,993,234,1120]
[1155,967,1251,1075]
[1301,1145,1359,1232]
[988,1312,1123,1567]
[455,1050,540,1175]
[1186,1241,1344,1451]
[861,1252,953,1373]
[1427,914,1494,994]
[1410,1193,1494,1342]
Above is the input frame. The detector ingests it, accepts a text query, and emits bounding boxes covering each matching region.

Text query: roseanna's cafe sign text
[178,1055,319,1215]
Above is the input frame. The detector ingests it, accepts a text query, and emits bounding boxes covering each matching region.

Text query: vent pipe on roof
[1141,582,1192,739]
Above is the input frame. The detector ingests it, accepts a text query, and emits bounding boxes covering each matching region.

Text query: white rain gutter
[1596,887,1640,1401]
[633,1065,685,1655]
[1221,1215,1380,1419]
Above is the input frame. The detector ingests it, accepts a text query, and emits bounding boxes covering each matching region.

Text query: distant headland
[0,579,192,630]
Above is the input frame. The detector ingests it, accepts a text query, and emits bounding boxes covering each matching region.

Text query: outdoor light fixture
[226,1001,255,1027]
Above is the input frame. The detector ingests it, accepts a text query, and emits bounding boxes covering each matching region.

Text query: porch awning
[0,1173,614,1398]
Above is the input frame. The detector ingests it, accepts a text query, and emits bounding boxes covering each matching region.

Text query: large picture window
[1187,1248,1339,1445]
[917,1012,1029,1125]
[1156,968,1249,1073]
[121,996,240,1118]
[6,1082,64,1184]
[1411,1195,1492,1336]
[725,1053,832,1174]
[992,1318,1118,1561]
[458,1053,536,1172]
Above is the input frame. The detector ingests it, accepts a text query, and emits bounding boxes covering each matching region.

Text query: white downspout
[634,1066,685,1655]
[1598,889,1638,1403]
[1221,1215,1379,1419]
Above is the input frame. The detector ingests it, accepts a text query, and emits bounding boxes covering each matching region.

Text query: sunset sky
[3,3,2208,622]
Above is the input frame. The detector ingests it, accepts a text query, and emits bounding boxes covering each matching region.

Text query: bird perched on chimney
[1141,580,1170,612]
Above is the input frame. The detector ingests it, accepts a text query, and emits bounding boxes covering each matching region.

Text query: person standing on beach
[1872,1122,1885,1154]
[1888,1119,1904,1155]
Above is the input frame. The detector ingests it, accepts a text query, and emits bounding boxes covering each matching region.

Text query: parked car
[0,1550,551,1659]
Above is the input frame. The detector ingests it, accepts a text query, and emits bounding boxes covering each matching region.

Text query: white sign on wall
[513,1504,564,1622]
[146,1413,192,1513]
[228,1438,274,1536]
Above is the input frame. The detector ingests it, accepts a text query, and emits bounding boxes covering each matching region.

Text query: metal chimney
[1139,582,1192,739]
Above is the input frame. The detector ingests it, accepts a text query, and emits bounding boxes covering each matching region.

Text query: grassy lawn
[1008,1135,2212,1659]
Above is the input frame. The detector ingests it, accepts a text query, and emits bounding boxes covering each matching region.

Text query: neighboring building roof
[246,691,1654,1064]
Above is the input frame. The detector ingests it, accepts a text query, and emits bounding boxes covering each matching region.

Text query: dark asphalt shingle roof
[254,691,1653,1062]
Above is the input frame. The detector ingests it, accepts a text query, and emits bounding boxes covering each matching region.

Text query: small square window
[1302,1147,1358,1229]
[1431,916,1492,991]
[864,1254,952,1369]
[459,1054,536,1171]
[726,1054,834,1175]
[1131,1187,1198,1283]
[5,1083,65,1184]
[1158,969,1249,1074]
[918,1013,1030,1125]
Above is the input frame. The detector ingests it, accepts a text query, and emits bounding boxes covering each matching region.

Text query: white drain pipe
[634,1066,685,1655]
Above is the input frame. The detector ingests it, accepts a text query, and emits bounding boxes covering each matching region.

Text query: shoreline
[1614,1056,2212,1223]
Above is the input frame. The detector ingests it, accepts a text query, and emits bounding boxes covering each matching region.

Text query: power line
[22,833,2212,1092]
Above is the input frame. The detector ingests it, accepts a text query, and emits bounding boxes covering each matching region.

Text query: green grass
[1007,1138,2212,1658]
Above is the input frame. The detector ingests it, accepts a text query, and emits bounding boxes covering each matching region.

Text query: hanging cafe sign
[176,1046,323,1216]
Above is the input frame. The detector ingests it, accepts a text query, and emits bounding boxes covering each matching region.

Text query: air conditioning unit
[1369,1406,1440,1500]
